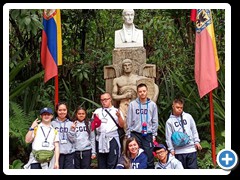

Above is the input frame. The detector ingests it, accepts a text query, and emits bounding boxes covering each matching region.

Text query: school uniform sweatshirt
[51,118,75,154]
[165,111,200,154]
[116,148,148,169]
[126,98,158,137]
[73,120,96,155]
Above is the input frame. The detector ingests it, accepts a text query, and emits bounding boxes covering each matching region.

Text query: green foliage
[10,71,44,100]
[9,101,32,164]
[9,159,24,169]
[9,101,31,146]
[197,131,225,169]
[9,48,31,82]
[80,96,101,109]
[10,9,43,36]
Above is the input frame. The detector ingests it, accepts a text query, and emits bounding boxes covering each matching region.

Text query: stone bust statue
[114,9,143,48]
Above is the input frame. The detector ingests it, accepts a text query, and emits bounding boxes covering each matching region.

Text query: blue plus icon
[217,149,238,170]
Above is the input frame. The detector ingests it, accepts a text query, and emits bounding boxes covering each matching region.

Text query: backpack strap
[180,114,186,133]
[34,126,38,137]
[54,129,58,135]
[53,129,58,140]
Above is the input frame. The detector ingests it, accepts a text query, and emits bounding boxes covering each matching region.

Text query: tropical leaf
[80,96,101,108]
[10,71,44,100]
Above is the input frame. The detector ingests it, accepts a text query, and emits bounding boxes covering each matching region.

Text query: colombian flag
[41,9,62,83]
[192,9,220,98]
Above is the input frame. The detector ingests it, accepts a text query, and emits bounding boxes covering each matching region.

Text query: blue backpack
[171,131,190,147]
[171,114,190,147]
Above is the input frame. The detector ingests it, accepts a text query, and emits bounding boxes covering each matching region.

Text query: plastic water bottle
[142,122,147,137]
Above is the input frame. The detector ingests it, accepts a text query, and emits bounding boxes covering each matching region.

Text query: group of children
[24,94,202,170]
[24,102,96,169]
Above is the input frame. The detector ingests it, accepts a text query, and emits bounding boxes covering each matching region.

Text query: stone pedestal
[104,47,157,107]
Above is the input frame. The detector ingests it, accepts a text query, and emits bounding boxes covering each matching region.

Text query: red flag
[193,9,220,98]
[41,9,62,83]
[190,9,197,21]
[91,114,101,131]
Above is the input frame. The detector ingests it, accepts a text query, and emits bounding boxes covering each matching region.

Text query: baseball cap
[153,144,167,152]
[40,107,53,115]
[91,114,101,131]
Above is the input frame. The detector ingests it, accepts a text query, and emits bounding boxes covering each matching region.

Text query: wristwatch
[29,127,34,131]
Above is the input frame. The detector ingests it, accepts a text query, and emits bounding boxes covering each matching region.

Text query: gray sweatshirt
[73,120,96,155]
[126,98,158,137]
[165,111,200,154]
[51,118,75,154]
[155,153,184,169]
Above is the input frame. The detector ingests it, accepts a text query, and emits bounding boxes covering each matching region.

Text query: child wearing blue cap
[154,143,183,169]
[24,107,60,169]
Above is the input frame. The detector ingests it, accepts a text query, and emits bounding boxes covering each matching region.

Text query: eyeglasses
[156,150,166,155]
[100,98,110,102]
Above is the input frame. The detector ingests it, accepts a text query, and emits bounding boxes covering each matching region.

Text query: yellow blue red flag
[41,9,62,83]
[192,9,220,98]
